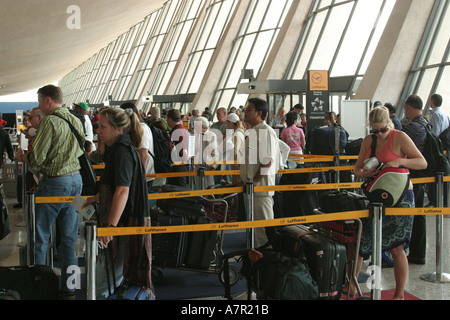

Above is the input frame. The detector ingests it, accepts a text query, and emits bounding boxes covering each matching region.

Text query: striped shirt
[28,107,85,176]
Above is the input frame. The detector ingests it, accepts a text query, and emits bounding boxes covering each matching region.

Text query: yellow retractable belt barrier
[146,187,243,200]
[97,206,450,237]
[97,210,370,237]
[386,207,450,216]
[35,187,244,204]
[255,182,362,193]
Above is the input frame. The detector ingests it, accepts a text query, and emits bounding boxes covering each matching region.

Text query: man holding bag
[18,85,84,300]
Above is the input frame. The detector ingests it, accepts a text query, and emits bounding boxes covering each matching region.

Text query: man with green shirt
[18,85,84,300]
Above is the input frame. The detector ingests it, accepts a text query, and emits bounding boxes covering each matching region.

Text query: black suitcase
[0,265,59,300]
[151,211,188,268]
[278,224,347,300]
[104,246,155,301]
[183,216,217,270]
[0,189,10,240]
[277,162,324,217]
[157,184,205,218]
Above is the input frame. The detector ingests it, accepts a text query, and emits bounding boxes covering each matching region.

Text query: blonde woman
[350,106,427,300]
[85,107,152,299]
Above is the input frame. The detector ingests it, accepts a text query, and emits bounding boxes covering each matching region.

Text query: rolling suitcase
[151,210,188,268]
[108,283,151,300]
[183,216,217,270]
[0,265,59,300]
[104,246,155,300]
[278,224,347,300]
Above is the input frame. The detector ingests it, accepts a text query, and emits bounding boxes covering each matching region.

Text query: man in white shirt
[429,94,448,136]
[240,98,279,247]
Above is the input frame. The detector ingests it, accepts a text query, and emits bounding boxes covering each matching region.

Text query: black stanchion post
[421,172,450,283]
[85,221,97,300]
[369,203,383,300]
[245,182,254,250]
[22,162,28,218]
[189,158,195,189]
[25,191,35,266]
[198,166,205,191]
[334,125,340,184]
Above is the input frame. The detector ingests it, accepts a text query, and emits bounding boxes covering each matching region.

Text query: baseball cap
[74,102,89,111]
[226,113,240,123]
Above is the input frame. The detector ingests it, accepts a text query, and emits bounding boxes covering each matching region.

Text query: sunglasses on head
[370,127,389,134]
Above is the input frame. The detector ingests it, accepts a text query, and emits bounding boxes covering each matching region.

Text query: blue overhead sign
[0,102,38,114]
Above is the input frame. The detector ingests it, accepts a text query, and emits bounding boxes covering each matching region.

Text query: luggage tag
[248,249,264,263]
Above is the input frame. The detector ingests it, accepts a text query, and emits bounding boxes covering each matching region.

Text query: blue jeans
[35,174,82,292]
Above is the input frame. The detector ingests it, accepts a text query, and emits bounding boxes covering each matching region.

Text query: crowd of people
[2,82,448,301]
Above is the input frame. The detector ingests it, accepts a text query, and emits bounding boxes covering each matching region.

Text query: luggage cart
[314,209,368,300]
[151,186,241,288]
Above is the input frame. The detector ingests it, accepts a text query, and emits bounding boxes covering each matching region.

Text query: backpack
[308,125,347,155]
[419,123,450,177]
[438,126,450,150]
[148,124,173,173]
[69,109,86,135]
[241,249,318,300]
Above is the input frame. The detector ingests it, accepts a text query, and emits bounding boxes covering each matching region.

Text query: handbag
[53,114,97,189]
[361,135,410,207]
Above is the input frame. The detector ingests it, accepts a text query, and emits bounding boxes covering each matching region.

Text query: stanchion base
[420,272,450,283]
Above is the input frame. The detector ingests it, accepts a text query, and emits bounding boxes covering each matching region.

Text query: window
[399,0,450,116]
[286,0,395,99]
[211,0,293,112]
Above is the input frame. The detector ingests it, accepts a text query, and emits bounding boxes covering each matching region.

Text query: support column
[355,0,434,105]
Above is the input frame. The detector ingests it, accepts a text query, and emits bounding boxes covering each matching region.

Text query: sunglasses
[370,127,389,134]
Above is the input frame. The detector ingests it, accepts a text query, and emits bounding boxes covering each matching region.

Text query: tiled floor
[1,191,449,300]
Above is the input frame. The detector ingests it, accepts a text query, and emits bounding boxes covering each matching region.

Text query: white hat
[226,113,240,123]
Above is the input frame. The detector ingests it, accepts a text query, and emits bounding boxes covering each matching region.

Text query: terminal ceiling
[0,0,166,97]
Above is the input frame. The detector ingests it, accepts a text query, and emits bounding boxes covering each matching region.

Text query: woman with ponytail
[85,107,153,299]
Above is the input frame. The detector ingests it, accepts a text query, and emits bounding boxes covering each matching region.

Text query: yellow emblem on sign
[309,70,329,91]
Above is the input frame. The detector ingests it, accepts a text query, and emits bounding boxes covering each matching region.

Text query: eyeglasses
[370,127,389,134]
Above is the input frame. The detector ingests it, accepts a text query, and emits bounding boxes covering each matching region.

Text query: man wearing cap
[211,107,230,184]
[73,102,96,153]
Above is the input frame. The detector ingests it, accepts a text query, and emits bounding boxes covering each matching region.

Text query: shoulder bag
[361,134,410,207]
[53,114,97,190]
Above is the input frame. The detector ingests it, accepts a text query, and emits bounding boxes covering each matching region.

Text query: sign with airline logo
[306,70,330,131]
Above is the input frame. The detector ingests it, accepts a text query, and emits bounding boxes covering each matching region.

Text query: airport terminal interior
[1,0,450,301]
